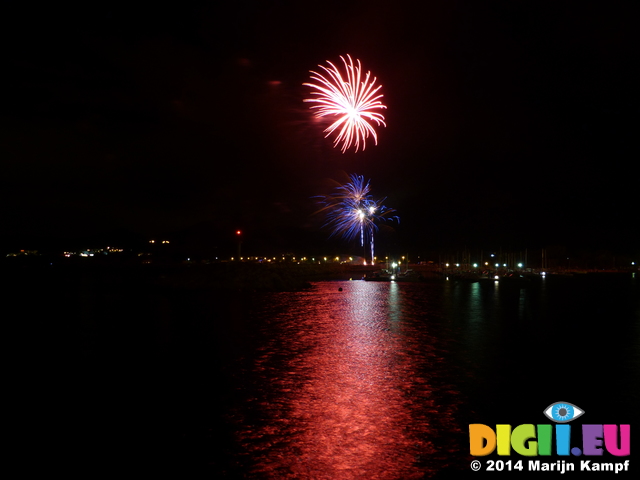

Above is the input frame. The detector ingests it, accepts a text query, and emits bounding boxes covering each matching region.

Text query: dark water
[11,269,639,477]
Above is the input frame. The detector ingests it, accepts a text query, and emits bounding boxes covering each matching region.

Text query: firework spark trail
[316,174,398,263]
[304,55,386,153]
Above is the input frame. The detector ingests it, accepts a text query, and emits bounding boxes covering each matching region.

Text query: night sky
[2,1,636,259]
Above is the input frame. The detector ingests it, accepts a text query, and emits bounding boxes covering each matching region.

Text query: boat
[496,272,533,286]
[395,269,425,282]
[446,271,482,282]
[362,269,394,281]
[362,268,426,282]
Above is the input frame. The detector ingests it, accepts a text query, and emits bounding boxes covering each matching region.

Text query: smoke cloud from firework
[303,55,386,153]
[315,174,398,263]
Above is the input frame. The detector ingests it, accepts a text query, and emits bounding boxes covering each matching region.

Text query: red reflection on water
[240,281,461,479]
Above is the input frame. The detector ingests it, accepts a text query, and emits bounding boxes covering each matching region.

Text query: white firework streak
[304,55,387,153]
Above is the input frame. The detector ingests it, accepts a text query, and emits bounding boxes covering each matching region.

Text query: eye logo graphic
[543,401,584,423]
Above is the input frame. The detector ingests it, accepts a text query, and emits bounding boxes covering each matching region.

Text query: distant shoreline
[4,260,637,293]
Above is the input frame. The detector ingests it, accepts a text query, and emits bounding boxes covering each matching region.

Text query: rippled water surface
[236,281,467,479]
[224,275,639,478]
[14,270,640,477]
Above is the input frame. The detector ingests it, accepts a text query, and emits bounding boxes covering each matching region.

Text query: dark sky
[2,1,636,258]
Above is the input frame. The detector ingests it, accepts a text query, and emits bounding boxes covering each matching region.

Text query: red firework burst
[303,55,386,153]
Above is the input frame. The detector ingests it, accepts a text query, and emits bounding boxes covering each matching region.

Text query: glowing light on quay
[304,55,386,153]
